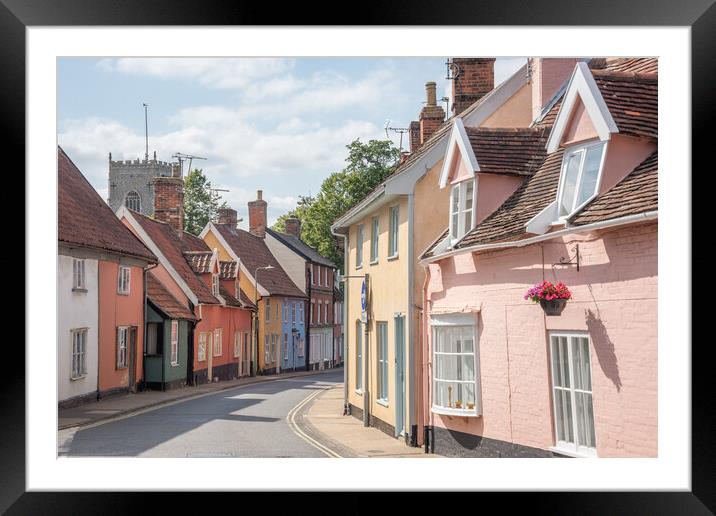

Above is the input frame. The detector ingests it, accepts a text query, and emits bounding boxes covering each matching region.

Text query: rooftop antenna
[384,118,409,152]
[172,152,207,178]
[142,103,149,161]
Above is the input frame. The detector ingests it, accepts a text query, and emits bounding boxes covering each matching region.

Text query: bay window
[449,179,475,242]
[549,332,597,456]
[431,314,480,415]
[557,141,606,218]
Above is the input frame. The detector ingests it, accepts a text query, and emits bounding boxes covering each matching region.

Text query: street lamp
[253,265,274,376]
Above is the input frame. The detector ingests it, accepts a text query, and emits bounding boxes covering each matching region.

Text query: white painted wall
[265,232,307,293]
[58,254,99,403]
[310,328,334,366]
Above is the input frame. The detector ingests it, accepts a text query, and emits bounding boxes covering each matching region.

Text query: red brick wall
[248,190,267,238]
[153,177,184,234]
[451,58,496,116]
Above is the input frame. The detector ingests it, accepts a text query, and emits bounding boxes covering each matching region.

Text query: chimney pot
[418,81,446,144]
[425,81,437,106]
[257,189,263,200]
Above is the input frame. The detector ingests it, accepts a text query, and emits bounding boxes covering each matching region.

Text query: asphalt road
[58,370,344,458]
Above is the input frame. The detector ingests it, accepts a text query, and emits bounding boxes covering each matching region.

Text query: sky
[58,57,526,227]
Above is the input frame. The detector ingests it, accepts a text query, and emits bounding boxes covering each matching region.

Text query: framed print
[4,0,712,512]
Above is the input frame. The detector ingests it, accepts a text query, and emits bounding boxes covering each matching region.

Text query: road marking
[286,389,343,458]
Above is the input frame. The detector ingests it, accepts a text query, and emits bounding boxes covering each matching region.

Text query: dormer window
[449,179,475,242]
[557,141,607,219]
[212,273,219,297]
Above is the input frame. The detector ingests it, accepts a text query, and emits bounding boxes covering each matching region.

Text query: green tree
[183,168,227,235]
[272,138,400,270]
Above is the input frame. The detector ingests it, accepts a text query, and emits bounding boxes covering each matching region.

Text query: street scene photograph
[57,55,658,460]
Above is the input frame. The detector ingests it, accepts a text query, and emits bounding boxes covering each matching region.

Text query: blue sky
[58,57,525,226]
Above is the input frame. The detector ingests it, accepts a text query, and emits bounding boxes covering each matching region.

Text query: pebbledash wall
[424,221,658,458]
[58,254,99,405]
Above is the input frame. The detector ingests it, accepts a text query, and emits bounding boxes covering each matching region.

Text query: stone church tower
[107,151,181,217]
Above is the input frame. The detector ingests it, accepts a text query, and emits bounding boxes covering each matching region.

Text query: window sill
[355,389,363,396]
[355,265,363,270]
[117,292,130,296]
[549,446,597,458]
[387,254,399,261]
[72,288,88,293]
[376,399,389,407]
[431,406,480,417]
[171,362,179,367]
[70,375,86,381]
[369,260,379,266]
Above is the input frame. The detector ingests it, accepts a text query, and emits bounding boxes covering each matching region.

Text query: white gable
[546,62,618,153]
[438,118,480,188]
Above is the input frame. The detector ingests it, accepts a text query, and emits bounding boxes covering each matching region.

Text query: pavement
[58,367,339,430]
[297,384,439,458]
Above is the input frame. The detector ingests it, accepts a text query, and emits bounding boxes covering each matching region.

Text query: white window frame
[324,301,329,325]
[431,314,480,417]
[170,320,179,365]
[388,205,399,258]
[264,334,270,363]
[234,331,240,358]
[449,178,476,244]
[370,216,379,264]
[292,302,296,323]
[356,224,364,268]
[555,140,608,221]
[117,266,131,295]
[299,303,304,323]
[212,274,220,297]
[213,328,223,357]
[116,326,129,369]
[70,328,87,380]
[376,321,389,404]
[265,298,271,323]
[284,333,289,360]
[72,258,86,291]
[549,331,598,457]
[297,337,304,357]
[198,332,207,362]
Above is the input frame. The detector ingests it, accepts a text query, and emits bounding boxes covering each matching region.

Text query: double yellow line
[286,388,342,458]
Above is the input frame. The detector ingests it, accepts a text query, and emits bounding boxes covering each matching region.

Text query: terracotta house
[118,197,255,386]
[419,58,658,457]
[58,147,157,407]
[200,197,307,375]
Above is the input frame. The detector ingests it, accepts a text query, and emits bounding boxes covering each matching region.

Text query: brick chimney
[419,82,445,144]
[285,217,301,238]
[529,58,580,120]
[409,121,420,153]
[153,176,184,235]
[217,207,238,226]
[450,58,496,117]
[248,190,267,238]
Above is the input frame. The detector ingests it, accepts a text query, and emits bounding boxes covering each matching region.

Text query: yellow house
[200,198,307,375]
[332,57,556,445]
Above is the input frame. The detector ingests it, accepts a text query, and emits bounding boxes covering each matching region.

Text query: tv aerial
[172,152,207,178]
[384,119,410,152]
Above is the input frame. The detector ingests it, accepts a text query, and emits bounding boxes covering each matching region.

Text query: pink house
[419,58,658,458]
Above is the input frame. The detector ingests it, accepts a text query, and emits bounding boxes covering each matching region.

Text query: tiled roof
[214,224,306,298]
[184,251,213,274]
[219,260,237,279]
[456,150,565,248]
[147,273,196,321]
[571,151,658,226]
[593,71,658,140]
[465,127,550,176]
[58,147,156,262]
[131,211,219,305]
[422,228,450,259]
[219,285,243,308]
[265,228,336,268]
[590,57,658,75]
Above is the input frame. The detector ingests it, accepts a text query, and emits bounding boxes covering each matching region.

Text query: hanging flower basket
[524,281,572,316]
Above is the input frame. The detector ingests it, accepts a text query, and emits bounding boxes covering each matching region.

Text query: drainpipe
[341,235,349,414]
[306,265,312,372]
[421,263,433,452]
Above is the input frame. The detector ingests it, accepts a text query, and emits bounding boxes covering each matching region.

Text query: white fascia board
[438,118,480,189]
[385,136,449,195]
[331,188,386,230]
[546,62,619,153]
[525,200,558,235]
[203,222,269,297]
[463,63,529,127]
[117,206,199,306]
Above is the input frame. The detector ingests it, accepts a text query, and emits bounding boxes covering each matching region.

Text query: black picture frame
[5,0,711,512]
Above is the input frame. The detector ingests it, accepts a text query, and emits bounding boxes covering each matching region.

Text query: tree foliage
[183,168,227,235]
[271,138,400,270]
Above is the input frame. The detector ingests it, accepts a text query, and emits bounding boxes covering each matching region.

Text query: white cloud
[98,57,295,90]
